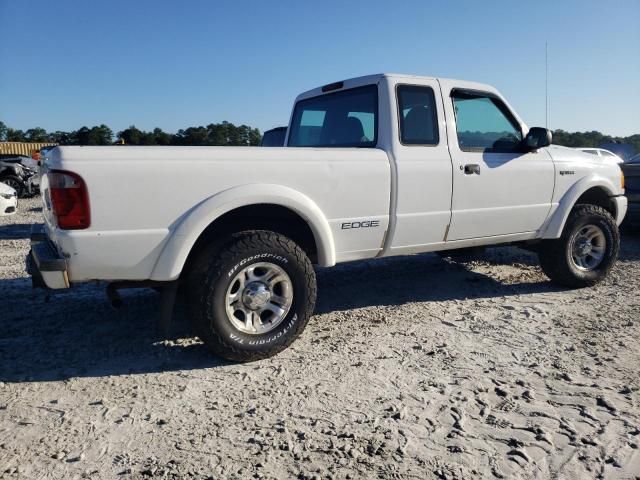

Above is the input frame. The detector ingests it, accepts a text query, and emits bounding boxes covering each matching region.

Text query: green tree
[117,126,145,145]
[0,121,7,141]
[49,131,73,145]
[152,127,172,145]
[87,124,113,145]
[6,128,26,142]
[25,127,49,142]
[174,126,209,145]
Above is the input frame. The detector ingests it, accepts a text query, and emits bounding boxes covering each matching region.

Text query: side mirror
[524,127,552,150]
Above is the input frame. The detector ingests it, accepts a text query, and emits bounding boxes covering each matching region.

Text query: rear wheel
[187,231,316,361]
[538,204,619,288]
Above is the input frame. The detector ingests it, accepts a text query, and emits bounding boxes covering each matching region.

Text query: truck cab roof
[295,73,499,102]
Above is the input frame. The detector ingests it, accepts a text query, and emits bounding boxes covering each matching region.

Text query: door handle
[464,164,481,175]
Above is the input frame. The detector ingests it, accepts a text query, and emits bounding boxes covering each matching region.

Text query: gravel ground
[1,197,639,480]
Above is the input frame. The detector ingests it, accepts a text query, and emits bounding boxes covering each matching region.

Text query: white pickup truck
[29,73,627,361]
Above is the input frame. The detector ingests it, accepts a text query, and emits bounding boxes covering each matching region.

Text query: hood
[548,145,601,164]
[549,145,624,167]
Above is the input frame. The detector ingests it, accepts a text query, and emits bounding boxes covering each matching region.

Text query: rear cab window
[397,85,439,145]
[451,90,523,152]
[288,85,378,147]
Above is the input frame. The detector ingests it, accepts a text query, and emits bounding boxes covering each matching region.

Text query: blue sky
[1,0,638,136]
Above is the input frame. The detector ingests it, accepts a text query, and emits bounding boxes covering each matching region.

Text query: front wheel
[188,231,317,361]
[538,204,619,288]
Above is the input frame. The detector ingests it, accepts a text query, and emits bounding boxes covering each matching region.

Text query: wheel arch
[540,176,619,239]
[149,184,336,281]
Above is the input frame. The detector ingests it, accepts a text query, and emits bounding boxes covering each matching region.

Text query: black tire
[0,176,23,197]
[187,231,317,361]
[437,246,486,261]
[537,204,619,288]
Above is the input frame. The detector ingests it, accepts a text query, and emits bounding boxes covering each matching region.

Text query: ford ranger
[28,73,627,361]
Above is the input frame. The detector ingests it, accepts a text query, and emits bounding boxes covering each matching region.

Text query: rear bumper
[27,225,69,289]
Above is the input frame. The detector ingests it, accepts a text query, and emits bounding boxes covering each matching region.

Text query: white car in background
[577,148,624,165]
[0,182,18,216]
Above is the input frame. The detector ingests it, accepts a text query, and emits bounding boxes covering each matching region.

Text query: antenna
[545,42,548,129]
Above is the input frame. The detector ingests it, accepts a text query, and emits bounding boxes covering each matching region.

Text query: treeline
[552,129,640,153]
[1,119,639,152]
[0,121,262,146]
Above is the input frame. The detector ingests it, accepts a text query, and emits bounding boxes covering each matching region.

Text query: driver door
[442,86,554,240]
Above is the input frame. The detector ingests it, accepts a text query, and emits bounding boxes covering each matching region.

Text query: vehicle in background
[260,127,287,147]
[0,159,39,198]
[621,155,640,229]
[0,182,18,216]
[600,142,636,162]
[39,145,58,160]
[576,148,624,165]
[0,154,40,170]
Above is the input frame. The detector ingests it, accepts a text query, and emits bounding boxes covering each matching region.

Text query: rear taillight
[48,170,90,230]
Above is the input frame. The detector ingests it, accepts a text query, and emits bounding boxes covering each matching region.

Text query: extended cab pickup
[29,73,627,360]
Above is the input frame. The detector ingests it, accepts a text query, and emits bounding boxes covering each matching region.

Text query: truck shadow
[315,248,558,314]
[0,281,230,383]
[1,236,638,383]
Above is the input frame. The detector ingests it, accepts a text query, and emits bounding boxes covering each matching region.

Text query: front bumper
[1,196,17,216]
[27,225,69,289]
[613,195,628,226]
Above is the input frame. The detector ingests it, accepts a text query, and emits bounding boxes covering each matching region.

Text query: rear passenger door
[441,85,554,240]
[387,78,454,252]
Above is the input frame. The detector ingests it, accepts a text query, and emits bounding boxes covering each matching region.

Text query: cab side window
[452,91,522,152]
[397,85,439,145]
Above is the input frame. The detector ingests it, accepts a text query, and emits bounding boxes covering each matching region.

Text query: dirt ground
[1,197,639,480]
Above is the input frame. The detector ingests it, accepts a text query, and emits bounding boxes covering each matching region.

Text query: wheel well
[183,204,318,276]
[575,187,616,218]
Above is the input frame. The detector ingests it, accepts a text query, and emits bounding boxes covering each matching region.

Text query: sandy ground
[1,197,639,480]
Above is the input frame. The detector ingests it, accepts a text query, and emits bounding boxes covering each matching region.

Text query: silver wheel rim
[224,262,293,335]
[570,224,606,271]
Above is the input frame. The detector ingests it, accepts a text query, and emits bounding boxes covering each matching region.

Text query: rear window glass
[288,85,378,147]
[397,85,439,145]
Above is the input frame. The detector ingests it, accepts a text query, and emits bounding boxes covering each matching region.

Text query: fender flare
[149,184,336,281]
[540,174,618,239]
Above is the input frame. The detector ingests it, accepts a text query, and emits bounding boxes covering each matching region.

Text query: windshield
[288,85,378,147]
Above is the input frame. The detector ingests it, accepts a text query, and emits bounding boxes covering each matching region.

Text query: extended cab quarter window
[288,85,378,147]
[452,91,523,152]
[397,85,439,145]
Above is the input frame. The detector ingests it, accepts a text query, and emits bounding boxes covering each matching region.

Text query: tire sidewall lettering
[218,251,302,348]
[227,314,298,346]
[227,253,288,278]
